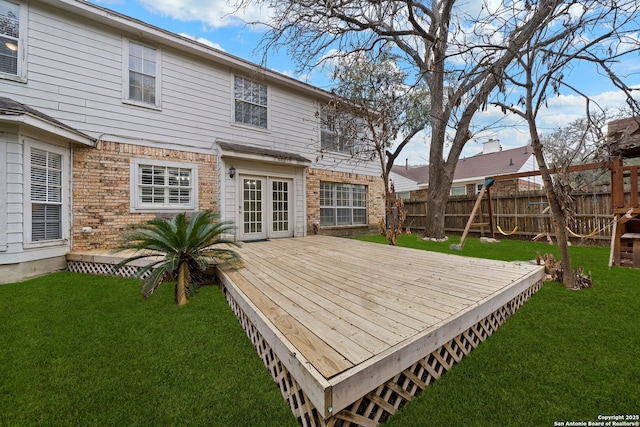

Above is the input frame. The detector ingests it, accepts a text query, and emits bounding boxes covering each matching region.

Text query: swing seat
[497,225,518,236]
[566,226,599,239]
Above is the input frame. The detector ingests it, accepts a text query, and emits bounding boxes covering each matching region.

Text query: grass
[1,236,639,426]
[358,234,640,426]
[0,273,297,427]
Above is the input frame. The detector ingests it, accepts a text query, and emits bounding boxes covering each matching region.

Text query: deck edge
[217,268,334,420]
[220,262,544,426]
[327,266,544,415]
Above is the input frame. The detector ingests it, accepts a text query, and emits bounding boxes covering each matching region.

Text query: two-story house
[0,0,384,283]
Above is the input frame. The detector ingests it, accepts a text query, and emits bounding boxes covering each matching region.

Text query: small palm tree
[114,211,240,305]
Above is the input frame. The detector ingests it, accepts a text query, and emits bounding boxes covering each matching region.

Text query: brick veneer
[72,141,217,251]
[306,167,385,237]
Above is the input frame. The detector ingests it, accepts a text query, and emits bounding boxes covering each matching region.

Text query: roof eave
[0,114,96,147]
[38,0,334,101]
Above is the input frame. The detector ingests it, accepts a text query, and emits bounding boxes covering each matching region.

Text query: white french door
[240,176,293,240]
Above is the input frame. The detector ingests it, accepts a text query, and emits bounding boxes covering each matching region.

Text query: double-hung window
[126,40,160,106]
[320,111,341,152]
[130,159,197,212]
[320,111,357,154]
[234,76,268,128]
[0,0,21,77]
[320,182,367,226]
[30,148,63,242]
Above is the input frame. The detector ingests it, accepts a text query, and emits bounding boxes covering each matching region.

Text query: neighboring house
[0,0,383,283]
[391,140,540,199]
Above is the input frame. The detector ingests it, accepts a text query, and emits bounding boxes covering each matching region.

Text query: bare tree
[322,49,429,244]
[239,0,599,239]
[540,111,626,192]
[491,3,640,288]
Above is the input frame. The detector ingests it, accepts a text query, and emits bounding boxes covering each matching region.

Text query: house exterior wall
[72,141,218,251]
[0,0,383,282]
[1,1,378,176]
[218,156,308,240]
[306,168,385,237]
[0,125,76,282]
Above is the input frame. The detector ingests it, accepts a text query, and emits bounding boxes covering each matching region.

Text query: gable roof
[392,144,535,187]
[0,97,95,146]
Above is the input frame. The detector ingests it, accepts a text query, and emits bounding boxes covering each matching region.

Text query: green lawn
[0,273,297,427]
[1,236,639,426]
[358,235,640,426]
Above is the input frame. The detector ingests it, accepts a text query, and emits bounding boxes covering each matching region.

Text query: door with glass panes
[240,176,293,240]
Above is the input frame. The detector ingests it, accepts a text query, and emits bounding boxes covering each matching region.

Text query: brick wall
[72,141,217,250]
[306,168,385,237]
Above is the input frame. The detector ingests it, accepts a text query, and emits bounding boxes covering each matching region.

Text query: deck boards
[218,236,543,383]
[68,235,545,424]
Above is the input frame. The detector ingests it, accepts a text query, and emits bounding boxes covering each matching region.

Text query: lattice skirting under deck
[222,278,544,427]
[67,260,148,278]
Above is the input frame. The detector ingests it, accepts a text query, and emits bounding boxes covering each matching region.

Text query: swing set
[454,162,606,250]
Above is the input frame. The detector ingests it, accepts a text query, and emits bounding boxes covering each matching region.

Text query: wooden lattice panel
[222,279,543,427]
[223,288,323,427]
[66,261,148,278]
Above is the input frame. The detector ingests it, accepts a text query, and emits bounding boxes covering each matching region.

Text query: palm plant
[114,211,240,305]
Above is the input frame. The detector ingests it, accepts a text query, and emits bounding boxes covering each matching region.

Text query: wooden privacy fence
[403,190,614,243]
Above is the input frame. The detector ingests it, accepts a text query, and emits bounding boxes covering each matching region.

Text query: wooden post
[611,157,624,209]
[608,217,618,267]
[486,184,495,239]
[457,183,490,249]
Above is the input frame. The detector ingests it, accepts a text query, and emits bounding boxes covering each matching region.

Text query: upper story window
[130,159,197,213]
[125,40,161,107]
[234,76,268,128]
[320,111,357,154]
[0,0,22,78]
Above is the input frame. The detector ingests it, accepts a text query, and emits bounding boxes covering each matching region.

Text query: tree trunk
[530,133,576,289]
[423,179,449,239]
[175,262,190,305]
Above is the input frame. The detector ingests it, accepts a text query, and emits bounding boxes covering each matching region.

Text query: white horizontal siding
[2,129,22,255]
[390,172,419,192]
[0,137,6,251]
[0,2,381,177]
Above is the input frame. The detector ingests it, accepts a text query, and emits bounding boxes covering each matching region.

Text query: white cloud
[136,0,272,29]
[178,33,224,51]
[458,88,639,162]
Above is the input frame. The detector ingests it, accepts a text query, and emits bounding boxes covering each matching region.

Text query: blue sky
[88,0,640,165]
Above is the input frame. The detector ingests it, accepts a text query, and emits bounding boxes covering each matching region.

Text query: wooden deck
[215,236,545,426]
[67,235,545,426]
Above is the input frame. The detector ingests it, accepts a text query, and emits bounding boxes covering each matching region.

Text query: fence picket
[403,191,613,243]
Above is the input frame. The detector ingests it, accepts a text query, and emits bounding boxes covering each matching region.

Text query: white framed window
[320,109,360,154]
[320,111,343,153]
[234,76,268,128]
[476,183,484,194]
[320,182,367,226]
[130,159,198,213]
[0,0,26,81]
[123,40,161,108]
[24,141,69,245]
[450,185,467,196]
